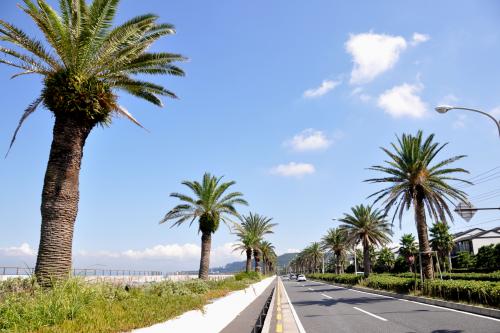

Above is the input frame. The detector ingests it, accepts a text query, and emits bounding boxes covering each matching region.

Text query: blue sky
[1,0,499,272]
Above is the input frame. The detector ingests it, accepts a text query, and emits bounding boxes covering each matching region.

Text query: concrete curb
[261,280,277,333]
[131,276,275,333]
[312,279,500,320]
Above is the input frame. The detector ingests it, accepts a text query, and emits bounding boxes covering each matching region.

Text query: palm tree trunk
[35,114,95,285]
[335,252,340,274]
[199,231,212,280]
[414,195,433,279]
[448,251,453,272]
[245,248,252,273]
[363,243,370,277]
[254,250,261,273]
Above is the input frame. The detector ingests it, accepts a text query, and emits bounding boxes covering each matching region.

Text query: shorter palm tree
[399,234,418,272]
[234,213,277,273]
[160,173,247,280]
[303,242,323,273]
[321,228,348,274]
[430,222,455,272]
[339,204,393,277]
[260,240,276,275]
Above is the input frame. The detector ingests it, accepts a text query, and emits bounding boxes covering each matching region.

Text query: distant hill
[212,252,298,273]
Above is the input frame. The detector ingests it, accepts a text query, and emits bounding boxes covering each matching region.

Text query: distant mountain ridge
[212,252,298,273]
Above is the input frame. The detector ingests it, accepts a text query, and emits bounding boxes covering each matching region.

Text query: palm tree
[304,242,323,273]
[339,204,392,277]
[366,131,469,279]
[321,228,348,274]
[233,212,276,273]
[233,233,254,273]
[161,173,247,280]
[260,240,276,275]
[399,234,418,272]
[0,0,185,284]
[429,222,455,272]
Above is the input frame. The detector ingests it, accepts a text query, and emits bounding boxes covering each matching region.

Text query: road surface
[282,279,500,333]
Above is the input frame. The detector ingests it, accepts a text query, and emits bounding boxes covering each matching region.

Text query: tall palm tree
[429,222,455,272]
[339,204,392,277]
[161,173,247,280]
[0,0,185,284]
[234,213,276,273]
[321,228,348,274]
[366,131,469,279]
[399,234,418,272]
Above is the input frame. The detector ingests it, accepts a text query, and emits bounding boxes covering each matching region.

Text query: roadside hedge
[364,275,418,294]
[396,271,500,282]
[307,273,363,285]
[307,273,500,308]
[423,279,500,307]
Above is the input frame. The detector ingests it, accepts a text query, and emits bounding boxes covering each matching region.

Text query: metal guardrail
[0,267,163,276]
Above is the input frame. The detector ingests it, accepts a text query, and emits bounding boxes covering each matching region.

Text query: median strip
[353,306,388,322]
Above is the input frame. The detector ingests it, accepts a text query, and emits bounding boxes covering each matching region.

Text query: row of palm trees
[290,131,470,279]
[233,213,278,275]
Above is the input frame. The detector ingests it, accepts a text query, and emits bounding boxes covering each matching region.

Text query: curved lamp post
[435,105,500,137]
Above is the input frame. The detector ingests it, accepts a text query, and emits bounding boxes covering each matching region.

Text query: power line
[470,188,500,199]
[449,218,500,232]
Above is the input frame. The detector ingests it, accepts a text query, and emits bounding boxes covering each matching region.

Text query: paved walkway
[220,281,275,333]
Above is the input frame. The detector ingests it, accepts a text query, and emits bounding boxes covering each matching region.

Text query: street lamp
[435,105,500,137]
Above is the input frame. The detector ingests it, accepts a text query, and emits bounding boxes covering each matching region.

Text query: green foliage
[423,279,500,307]
[43,70,115,123]
[307,273,363,285]
[234,271,261,281]
[374,247,395,273]
[365,275,418,293]
[393,256,411,273]
[456,251,476,269]
[475,244,500,271]
[0,276,253,332]
[396,271,500,282]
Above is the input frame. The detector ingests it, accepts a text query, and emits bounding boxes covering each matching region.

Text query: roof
[454,228,500,242]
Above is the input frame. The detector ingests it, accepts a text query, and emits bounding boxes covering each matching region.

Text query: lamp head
[435,105,453,114]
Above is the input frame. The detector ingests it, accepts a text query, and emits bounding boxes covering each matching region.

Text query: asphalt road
[282,279,500,333]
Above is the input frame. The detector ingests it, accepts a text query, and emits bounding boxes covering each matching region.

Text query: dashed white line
[321,293,333,299]
[353,307,388,321]
[308,288,314,291]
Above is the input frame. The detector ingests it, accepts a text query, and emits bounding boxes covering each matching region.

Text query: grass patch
[0,275,259,333]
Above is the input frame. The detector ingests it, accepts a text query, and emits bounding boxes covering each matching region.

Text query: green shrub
[423,279,500,307]
[395,271,500,282]
[307,273,363,285]
[181,279,209,294]
[234,271,261,281]
[364,275,418,293]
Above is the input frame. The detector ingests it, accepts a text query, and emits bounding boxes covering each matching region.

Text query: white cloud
[285,129,331,152]
[286,248,300,254]
[346,32,407,84]
[438,94,459,106]
[377,83,427,118]
[122,243,200,260]
[303,80,340,98]
[453,114,467,129]
[411,33,430,46]
[490,106,500,118]
[270,162,315,177]
[346,32,429,84]
[0,243,36,257]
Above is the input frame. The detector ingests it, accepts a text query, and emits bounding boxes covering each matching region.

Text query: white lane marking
[315,280,500,323]
[353,306,388,321]
[280,278,307,333]
[308,288,314,291]
[321,293,333,299]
